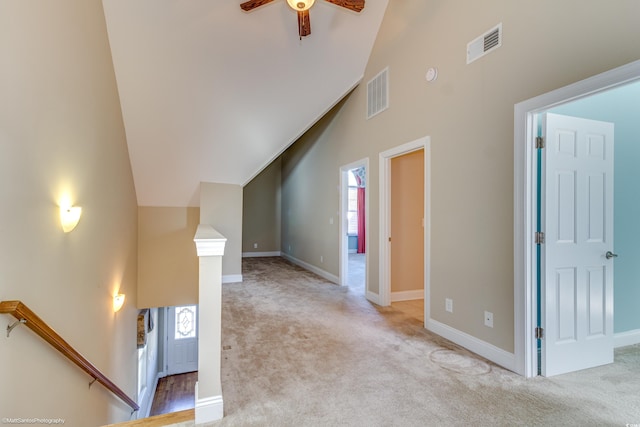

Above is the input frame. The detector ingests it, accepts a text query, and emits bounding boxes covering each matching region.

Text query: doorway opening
[379,137,430,324]
[514,59,640,377]
[340,159,368,296]
[147,305,200,417]
[389,149,425,323]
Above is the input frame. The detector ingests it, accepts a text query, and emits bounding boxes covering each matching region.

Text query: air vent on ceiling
[367,67,389,119]
[467,23,502,64]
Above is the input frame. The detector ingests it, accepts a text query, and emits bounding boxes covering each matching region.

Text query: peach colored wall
[138,207,200,308]
[391,150,425,293]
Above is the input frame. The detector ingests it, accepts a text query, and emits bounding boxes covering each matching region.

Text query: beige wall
[0,1,139,424]
[280,0,640,353]
[242,157,282,254]
[200,183,243,279]
[138,207,200,308]
[391,150,424,293]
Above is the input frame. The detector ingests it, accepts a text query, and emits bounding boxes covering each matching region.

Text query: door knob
[605,251,618,259]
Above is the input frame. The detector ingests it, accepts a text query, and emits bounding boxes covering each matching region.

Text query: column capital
[194,224,227,257]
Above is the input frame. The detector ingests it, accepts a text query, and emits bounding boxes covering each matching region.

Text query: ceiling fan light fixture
[287,0,314,11]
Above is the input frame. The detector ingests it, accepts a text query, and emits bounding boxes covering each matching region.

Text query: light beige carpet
[204,257,640,426]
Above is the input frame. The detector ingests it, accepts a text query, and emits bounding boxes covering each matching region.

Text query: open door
[541,113,615,376]
[340,160,368,294]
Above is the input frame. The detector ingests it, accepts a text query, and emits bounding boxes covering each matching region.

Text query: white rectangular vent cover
[367,67,389,119]
[467,23,502,64]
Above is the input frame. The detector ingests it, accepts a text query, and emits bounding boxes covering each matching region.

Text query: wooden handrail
[102,409,194,427]
[0,300,139,412]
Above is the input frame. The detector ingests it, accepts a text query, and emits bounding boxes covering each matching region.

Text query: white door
[541,113,615,376]
[167,305,199,375]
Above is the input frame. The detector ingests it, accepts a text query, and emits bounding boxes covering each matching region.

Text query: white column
[193,224,227,424]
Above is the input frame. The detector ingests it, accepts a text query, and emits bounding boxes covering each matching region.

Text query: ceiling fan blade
[324,0,365,13]
[297,10,311,38]
[240,0,275,12]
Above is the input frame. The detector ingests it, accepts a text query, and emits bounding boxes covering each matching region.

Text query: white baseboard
[242,251,281,258]
[194,382,224,425]
[222,274,243,284]
[391,290,424,302]
[614,329,640,348]
[281,253,340,284]
[426,318,516,372]
[141,372,162,418]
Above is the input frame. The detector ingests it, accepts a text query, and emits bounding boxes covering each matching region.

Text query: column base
[195,381,224,424]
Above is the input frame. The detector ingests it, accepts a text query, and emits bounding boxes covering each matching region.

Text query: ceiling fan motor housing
[287,0,314,11]
[240,0,365,38]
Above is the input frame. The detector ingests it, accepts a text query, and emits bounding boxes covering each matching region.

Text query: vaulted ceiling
[102,0,388,206]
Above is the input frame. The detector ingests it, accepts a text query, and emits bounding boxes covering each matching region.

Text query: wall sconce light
[60,206,82,233]
[113,294,125,312]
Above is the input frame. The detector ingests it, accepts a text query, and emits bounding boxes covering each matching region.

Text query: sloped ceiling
[102,0,388,206]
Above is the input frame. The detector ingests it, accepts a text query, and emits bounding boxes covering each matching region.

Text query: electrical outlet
[445,298,453,313]
[320,255,324,263]
[253,243,258,249]
[484,311,494,328]
[329,217,334,225]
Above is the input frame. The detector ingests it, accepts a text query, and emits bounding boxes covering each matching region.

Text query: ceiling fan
[240,0,365,39]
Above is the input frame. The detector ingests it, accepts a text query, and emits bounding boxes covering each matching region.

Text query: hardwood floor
[391,299,424,323]
[149,371,198,417]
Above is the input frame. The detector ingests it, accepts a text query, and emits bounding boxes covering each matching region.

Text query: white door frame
[513,59,640,377]
[163,306,169,374]
[379,136,430,309]
[339,158,369,291]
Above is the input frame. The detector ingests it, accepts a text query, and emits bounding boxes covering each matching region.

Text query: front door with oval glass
[167,305,199,375]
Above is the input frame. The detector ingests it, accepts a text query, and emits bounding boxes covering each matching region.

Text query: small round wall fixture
[425,67,438,82]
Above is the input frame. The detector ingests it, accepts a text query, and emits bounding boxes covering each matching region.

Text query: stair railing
[0,300,139,413]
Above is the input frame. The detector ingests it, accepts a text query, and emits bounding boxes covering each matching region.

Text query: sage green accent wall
[550,82,640,334]
[243,157,282,254]
[281,104,346,277]
[280,0,640,353]
[0,1,139,424]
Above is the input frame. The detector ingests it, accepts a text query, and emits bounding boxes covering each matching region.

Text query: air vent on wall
[367,67,389,119]
[467,23,502,64]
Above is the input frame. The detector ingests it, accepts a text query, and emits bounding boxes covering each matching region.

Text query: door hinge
[535,231,545,244]
[535,136,545,149]
[535,327,544,340]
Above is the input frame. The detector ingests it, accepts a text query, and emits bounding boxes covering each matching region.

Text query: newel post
[193,224,227,424]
